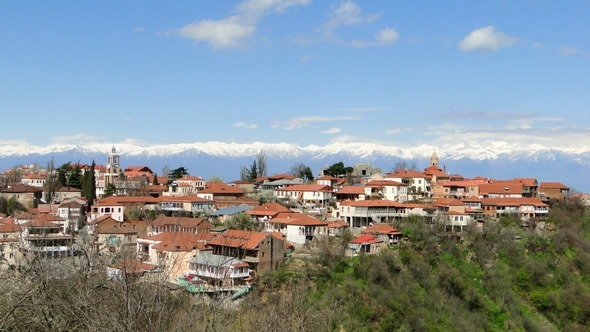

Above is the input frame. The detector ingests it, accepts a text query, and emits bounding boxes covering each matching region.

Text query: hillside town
[0,147,574,296]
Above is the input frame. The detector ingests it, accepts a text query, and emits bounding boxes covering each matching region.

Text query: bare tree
[256,151,267,178]
[44,159,60,203]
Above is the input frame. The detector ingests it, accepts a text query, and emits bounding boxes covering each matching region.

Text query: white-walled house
[275,184,333,207]
[267,212,328,247]
[364,180,408,202]
[339,200,410,228]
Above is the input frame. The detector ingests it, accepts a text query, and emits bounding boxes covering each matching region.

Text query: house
[147,215,213,236]
[539,182,570,202]
[136,232,212,280]
[347,234,383,257]
[207,229,285,274]
[187,251,250,287]
[246,202,291,222]
[228,180,255,194]
[513,178,539,197]
[383,170,432,200]
[480,197,549,221]
[275,184,333,208]
[0,217,23,267]
[364,180,408,202]
[159,195,215,216]
[266,212,328,247]
[326,220,349,237]
[339,200,409,228]
[478,182,523,199]
[335,186,366,202]
[197,183,245,201]
[361,223,403,244]
[90,195,160,222]
[209,205,254,223]
[0,184,43,209]
[315,175,339,187]
[20,214,75,258]
[54,186,83,203]
[432,180,483,199]
[56,198,87,233]
[258,178,304,191]
[21,173,46,188]
[571,193,590,208]
[93,218,146,254]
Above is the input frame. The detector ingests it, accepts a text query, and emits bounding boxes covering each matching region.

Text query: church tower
[105,146,122,187]
[430,151,439,168]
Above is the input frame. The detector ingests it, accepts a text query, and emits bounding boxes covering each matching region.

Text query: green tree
[326,162,353,177]
[168,167,189,181]
[66,163,82,189]
[81,161,96,210]
[104,183,116,197]
[248,161,258,182]
[57,162,70,187]
[225,213,263,231]
[152,173,159,185]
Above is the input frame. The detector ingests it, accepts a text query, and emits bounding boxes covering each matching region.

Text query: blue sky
[1,1,590,149]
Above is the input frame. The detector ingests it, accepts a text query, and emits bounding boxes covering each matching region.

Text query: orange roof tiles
[340,200,404,208]
[350,234,382,244]
[277,184,333,192]
[540,182,569,190]
[199,183,244,195]
[336,186,365,195]
[246,203,290,217]
[146,232,212,252]
[271,212,328,227]
[361,223,402,236]
[149,216,210,228]
[207,229,270,250]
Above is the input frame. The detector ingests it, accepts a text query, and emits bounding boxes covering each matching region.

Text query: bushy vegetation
[1,200,589,331]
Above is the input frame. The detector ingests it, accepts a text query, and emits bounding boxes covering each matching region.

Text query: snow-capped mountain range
[1,141,588,192]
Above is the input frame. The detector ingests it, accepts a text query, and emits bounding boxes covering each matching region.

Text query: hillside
[241,199,590,331]
[0,200,588,331]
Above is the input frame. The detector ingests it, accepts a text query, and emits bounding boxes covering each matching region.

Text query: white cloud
[51,133,106,143]
[277,116,360,129]
[175,0,309,48]
[133,27,144,33]
[532,42,544,49]
[179,17,256,48]
[322,1,378,34]
[558,46,587,56]
[385,128,404,135]
[458,26,518,52]
[233,121,259,129]
[341,106,387,112]
[351,27,399,47]
[322,127,342,134]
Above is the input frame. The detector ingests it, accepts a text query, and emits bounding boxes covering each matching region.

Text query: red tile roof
[149,216,210,228]
[207,229,270,250]
[271,212,328,227]
[158,195,214,203]
[340,200,404,208]
[246,203,290,217]
[361,223,402,236]
[350,234,382,244]
[199,183,245,195]
[336,186,365,195]
[276,184,333,192]
[540,182,569,190]
[146,232,212,252]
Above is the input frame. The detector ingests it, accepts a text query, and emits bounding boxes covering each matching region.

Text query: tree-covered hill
[245,199,590,331]
[0,199,588,331]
